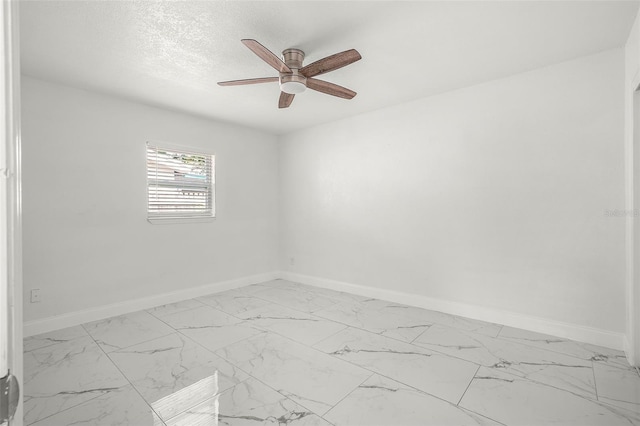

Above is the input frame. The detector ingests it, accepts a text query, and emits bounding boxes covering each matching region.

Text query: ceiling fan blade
[241,39,292,73]
[299,49,361,78]
[306,78,356,99]
[217,77,279,86]
[279,92,295,109]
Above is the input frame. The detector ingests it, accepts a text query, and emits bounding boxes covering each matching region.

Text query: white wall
[625,8,640,365]
[21,76,279,323]
[21,47,629,349]
[280,49,626,335]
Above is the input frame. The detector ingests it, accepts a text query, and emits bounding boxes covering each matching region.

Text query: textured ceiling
[20,1,639,135]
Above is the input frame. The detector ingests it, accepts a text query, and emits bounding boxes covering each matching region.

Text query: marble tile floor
[23,279,640,425]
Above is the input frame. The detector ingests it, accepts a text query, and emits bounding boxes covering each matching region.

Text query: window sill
[147,216,216,225]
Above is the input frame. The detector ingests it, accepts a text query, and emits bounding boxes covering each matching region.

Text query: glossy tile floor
[24,279,640,425]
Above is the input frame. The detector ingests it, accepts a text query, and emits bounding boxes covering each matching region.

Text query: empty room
[2,0,640,425]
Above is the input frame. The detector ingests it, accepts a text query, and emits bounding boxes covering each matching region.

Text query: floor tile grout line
[308,310,435,347]
[145,303,292,422]
[250,282,628,364]
[144,299,286,361]
[89,329,177,355]
[403,326,604,404]
[258,376,338,423]
[239,289,342,318]
[146,299,206,318]
[219,316,348,349]
[312,304,576,368]
[82,311,177,353]
[592,360,600,401]
[460,369,639,425]
[234,301,342,326]
[87,317,256,424]
[154,287,385,352]
[461,407,508,426]
[411,325,603,377]
[147,302,269,358]
[35,283,631,417]
[492,334,633,371]
[27,281,628,425]
[22,375,107,425]
[40,282,476,367]
[158,377,303,426]
[241,283,433,328]
[473,364,613,407]
[420,348,601,403]
[309,305,510,350]
[208,360,338,425]
[288,332,485,410]
[427,326,588,365]
[243,286,633,378]
[308,323,444,360]
[24,395,106,426]
[204,315,535,412]
[23,326,92,354]
[191,323,450,422]
[456,364,481,406]
[315,357,505,426]
[193,296,268,321]
[317,352,489,421]
[79,323,167,424]
[409,324,432,344]
[68,285,608,411]
[151,283,296,321]
[411,336,550,371]
[24,331,132,425]
[312,322,524,391]
[212,292,441,356]
[140,331,256,423]
[516,373,600,404]
[308,324,351,348]
[149,300,244,323]
[316,297,502,327]
[204,328,480,420]
[177,329,343,424]
[22,337,85,355]
[33,281,625,369]
[597,396,640,410]
[320,372,375,422]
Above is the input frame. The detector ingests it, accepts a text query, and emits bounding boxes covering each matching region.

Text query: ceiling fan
[218,39,361,109]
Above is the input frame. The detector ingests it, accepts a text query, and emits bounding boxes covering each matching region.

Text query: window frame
[146,141,215,224]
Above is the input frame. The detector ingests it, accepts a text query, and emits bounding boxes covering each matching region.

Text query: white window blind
[147,143,214,220]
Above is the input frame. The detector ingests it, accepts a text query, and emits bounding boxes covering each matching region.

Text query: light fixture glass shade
[281,81,306,94]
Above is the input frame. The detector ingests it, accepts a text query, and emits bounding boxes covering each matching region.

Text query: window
[146,142,214,223]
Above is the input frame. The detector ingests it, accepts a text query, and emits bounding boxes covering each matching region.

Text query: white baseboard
[23,272,279,337]
[279,271,626,351]
[24,269,628,353]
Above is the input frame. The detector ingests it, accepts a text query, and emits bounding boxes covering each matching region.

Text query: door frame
[628,68,640,368]
[2,0,22,424]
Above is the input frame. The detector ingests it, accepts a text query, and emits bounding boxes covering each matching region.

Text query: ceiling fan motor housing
[282,48,304,68]
[280,48,307,94]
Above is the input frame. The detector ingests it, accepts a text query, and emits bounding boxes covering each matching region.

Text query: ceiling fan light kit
[218,39,361,108]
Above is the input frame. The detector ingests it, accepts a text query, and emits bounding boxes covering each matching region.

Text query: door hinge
[0,373,19,424]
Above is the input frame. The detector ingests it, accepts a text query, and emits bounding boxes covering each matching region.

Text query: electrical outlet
[30,289,41,303]
[289,257,295,266]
